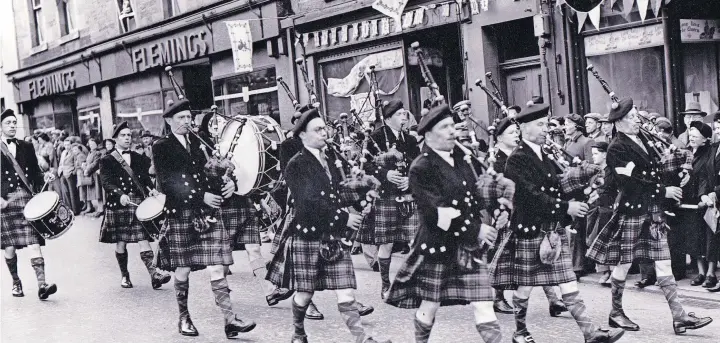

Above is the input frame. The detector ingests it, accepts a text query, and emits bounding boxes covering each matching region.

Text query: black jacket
[681,144,715,205]
[279,136,303,173]
[366,125,420,198]
[409,145,483,259]
[505,141,570,237]
[152,134,212,213]
[99,150,154,209]
[1,140,44,198]
[285,146,350,240]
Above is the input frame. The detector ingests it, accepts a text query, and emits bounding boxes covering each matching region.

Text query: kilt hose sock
[139,251,157,276]
[657,275,686,320]
[338,301,369,343]
[5,255,20,282]
[211,278,237,324]
[250,257,275,296]
[292,299,309,337]
[610,277,626,315]
[413,317,433,343]
[379,257,392,290]
[476,321,502,343]
[30,257,46,287]
[562,291,597,340]
[512,295,529,335]
[115,251,129,277]
[542,286,560,303]
[174,278,190,318]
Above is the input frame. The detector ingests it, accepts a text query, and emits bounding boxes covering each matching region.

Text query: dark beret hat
[566,113,586,128]
[689,121,712,139]
[163,99,191,118]
[417,104,453,136]
[383,100,404,119]
[291,104,315,125]
[292,108,322,136]
[608,98,633,122]
[508,105,522,113]
[1,109,16,121]
[713,111,720,122]
[495,118,515,136]
[592,141,609,152]
[516,103,550,124]
[112,121,130,138]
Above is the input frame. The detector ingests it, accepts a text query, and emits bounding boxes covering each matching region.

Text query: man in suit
[676,101,707,148]
[153,99,255,338]
[497,103,624,343]
[282,108,389,343]
[1,109,58,300]
[98,122,170,290]
[58,136,80,214]
[587,98,713,335]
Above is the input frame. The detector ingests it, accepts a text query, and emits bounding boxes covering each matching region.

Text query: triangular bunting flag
[638,0,650,22]
[577,10,589,33]
[622,0,635,19]
[589,4,601,31]
[652,0,663,17]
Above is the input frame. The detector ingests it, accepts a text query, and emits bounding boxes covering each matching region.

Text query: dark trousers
[666,228,687,280]
[637,259,656,280]
[570,218,594,273]
[61,175,80,214]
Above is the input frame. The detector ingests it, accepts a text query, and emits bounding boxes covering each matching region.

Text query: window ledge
[59,31,80,45]
[30,43,48,55]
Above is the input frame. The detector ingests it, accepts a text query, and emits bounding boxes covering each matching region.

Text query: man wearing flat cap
[385,104,506,343]
[1,109,59,300]
[278,108,390,343]
[497,103,622,343]
[359,99,420,300]
[677,101,707,149]
[586,98,713,335]
[152,99,255,338]
[99,122,170,290]
[598,114,614,143]
[585,113,604,142]
[564,113,595,162]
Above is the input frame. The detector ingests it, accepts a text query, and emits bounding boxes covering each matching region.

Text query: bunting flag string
[563,0,671,33]
[638,0,650,22]
[588,5,601,31]
[577,10,589,33]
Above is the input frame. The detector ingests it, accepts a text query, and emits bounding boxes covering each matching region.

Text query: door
[504,66,545,107]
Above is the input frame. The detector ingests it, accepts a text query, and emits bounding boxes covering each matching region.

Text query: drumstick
[127,201,140,207]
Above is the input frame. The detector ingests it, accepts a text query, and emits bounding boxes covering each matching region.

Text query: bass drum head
[136,194,166,221]
[219,117,261,195]
[23,191,59,221]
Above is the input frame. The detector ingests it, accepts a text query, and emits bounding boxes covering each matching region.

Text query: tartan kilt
[266,208,295,288]
[1,188,45,249]
[368,198,419,244]
[156,208,234,272]
[270,208,294,255]
[586,213,671,265]
[489,223,575,289]
[99,193,153,243]
[385,249,494,309]
[355,206,375,244]
[221,198,261,249]
[284,235,357,292]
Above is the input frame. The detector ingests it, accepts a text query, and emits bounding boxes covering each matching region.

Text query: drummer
[98,121,171,290]
[1,109,58,299]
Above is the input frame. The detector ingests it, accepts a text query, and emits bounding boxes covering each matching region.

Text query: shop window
[58,0,76,36]
[117,0,136,33]
[682,42,720,117]
[496,18,538,62]
[213,67,280,123]
[78,107,101,141]
[163,0,180,18]
[30,0,45,47]
[114,93,165,139]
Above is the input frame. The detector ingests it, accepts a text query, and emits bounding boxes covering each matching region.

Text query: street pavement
[2,215,720,343]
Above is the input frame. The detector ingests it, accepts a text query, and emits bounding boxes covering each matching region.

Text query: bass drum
[23,191,74,239]
[218,115,285,196]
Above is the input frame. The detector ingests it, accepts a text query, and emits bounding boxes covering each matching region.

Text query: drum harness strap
[110,150,147,198]
[1,142,35,195]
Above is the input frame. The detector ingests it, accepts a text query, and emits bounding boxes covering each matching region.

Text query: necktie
[183,135,191,154]
[319,153,332,180]
[6,138,17,145]
[121,151,131,155]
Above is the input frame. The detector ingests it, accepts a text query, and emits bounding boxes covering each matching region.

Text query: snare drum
[136,194,166,239]
[218,116,285,196]
[23,191,74,239]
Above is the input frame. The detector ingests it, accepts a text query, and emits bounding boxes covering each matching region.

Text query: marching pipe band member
[1,109,58,300]
[585,142,615,286]
[98,122,170,290]
[283,108,390,343]
[496,103,624,343]
[586,98,713,335]
[384,105,506,343]
[153,99,256,338]
[359,100,420,300]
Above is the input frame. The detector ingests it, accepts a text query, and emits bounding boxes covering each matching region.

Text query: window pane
[114,93,165,140]
[682,43,720,117]
[218,91,280,123]
[30,114,54,131]
[79,108,102,140]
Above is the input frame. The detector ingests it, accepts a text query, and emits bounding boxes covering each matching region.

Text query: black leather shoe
[12,280,24,297]
[357,301,374,316]
[266,288,295,306]
[120,275,133,288]
[351,245,363,255]
[305,301,324,320]
[585,327,625,343]
[702,275,718,288]
[512,333,537,343]
[635,277,657,289]
[673,312,713,334]
[609,310,640,331]
[151,273,171,289]
[690,274,705,286]
[178,315,199,336]
[399,244,410,254]
[549,300,567,317]
[225,315,256,338]
[38,283,57,300]
[291,334,309,343]
[493,299,514,314]
[709,283,720,292]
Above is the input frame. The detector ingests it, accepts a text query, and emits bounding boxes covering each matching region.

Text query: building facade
[1,0,22,135]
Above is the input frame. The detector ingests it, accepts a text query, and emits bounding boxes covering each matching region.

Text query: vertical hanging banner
[225,20,253,73]
[372,0,410,22]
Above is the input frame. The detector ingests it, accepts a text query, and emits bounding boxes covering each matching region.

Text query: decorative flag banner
[361,21,371,38]
[372,0,410,23]
[577,10,589,33]
[622,0,635,19]
[652,0,663,17]
[412,8,425,26]
[564,0,603,12]
[329,27,338,45]
[637,0,649,22]
[314,32,321,47]
[402,11,414,29]
[225,20,253,73]
[469,0,480,14]
[321,30,329,46]
[370,19,379,37]
[588,4,601,30]
[381,17,391,35]
[480,0,489,12]
[339,25,348,43]
[442,3,451,16]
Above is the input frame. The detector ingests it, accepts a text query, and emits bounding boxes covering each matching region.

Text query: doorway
[504,64,544,108]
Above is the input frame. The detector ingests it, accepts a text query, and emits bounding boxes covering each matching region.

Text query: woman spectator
[83,138,105,217]
[104,138,116,153]
[72,142,91,215]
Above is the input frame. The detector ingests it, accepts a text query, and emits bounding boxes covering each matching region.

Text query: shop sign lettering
[28,70,76,100]
[584,24,664,57]
[132,30,210,72]
[680,19,720,42]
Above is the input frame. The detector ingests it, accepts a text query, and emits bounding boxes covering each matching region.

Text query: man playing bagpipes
[280,108,390,343]
[384,104,513,343]
[492,103,624,343]
[98,121,170,290]
[586,98,713,335]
